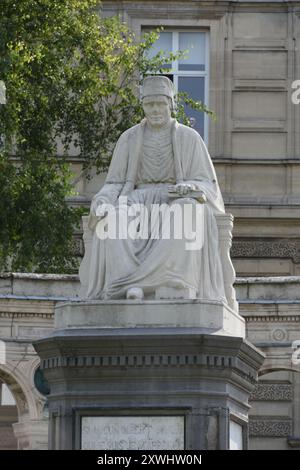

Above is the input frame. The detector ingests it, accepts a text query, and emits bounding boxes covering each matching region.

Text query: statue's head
[141,76,174,128]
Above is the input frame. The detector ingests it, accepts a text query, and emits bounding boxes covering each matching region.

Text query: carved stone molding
[249,417,292,437]
[250,383,293,401]
[42,353,233,369]
[104,2,227,20]
[41,353,258,384]
[244,316,300,323]
[232,239,300,263]
[0,312,53,319]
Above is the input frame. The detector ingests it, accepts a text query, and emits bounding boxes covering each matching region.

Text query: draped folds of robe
[86,118,226,301]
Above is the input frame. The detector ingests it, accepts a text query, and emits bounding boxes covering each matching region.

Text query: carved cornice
[250,383,293,401]
[0,312,53,319]
[249,416,292,437]
[102,0,300,17]
[244,316,300,323]
[103,2,228,20]
[232,239,300,263]
[41,353,258,384]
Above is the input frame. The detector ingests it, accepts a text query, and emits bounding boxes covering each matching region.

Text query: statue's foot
[126,287,144,300]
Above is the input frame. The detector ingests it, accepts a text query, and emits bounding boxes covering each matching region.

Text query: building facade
[68,1,300,278]
[99,0,300,278]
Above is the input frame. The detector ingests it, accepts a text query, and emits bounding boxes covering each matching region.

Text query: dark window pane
[34,367,50,396]
[178,64,205,71]
[162,74,174,82]
[178,76,205,137]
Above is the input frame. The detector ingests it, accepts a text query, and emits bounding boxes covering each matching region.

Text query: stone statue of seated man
[85,75,228,302]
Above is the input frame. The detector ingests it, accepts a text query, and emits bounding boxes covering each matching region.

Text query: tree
[0,0,213,273]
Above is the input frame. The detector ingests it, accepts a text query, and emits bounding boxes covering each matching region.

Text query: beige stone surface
[233,51,287,80]
[232,12,287,38]
[232,132,286,159]
[232,91,286,121]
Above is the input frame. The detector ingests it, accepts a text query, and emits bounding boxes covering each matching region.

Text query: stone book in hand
[168,186,207,203]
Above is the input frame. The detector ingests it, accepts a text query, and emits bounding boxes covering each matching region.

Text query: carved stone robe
[86,118,226,301]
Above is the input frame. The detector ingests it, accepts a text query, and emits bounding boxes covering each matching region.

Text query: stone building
[1,0,300,450]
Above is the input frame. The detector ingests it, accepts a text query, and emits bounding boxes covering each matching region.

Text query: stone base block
[55,299,245,338]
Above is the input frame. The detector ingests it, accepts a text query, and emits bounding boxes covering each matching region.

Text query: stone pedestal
[34,301,264,450]
[54,299,245,337]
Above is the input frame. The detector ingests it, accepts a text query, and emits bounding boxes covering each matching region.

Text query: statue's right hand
[95,203,110,219]
[90,197,107,217]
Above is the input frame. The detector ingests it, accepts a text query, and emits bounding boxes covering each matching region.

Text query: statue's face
[142,95,171,128]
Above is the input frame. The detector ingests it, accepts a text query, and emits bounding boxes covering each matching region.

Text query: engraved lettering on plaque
[81,416,185,450]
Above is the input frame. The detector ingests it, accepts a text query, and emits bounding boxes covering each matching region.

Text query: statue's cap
[142,75,174,100]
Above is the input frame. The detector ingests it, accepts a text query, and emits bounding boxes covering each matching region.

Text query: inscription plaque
[81,416,185,450]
